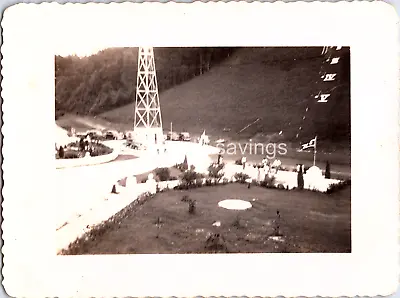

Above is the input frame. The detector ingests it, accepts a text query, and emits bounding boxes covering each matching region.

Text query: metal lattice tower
[133,47,163,146]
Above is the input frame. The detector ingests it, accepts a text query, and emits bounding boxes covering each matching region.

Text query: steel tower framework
[133,47,163,145]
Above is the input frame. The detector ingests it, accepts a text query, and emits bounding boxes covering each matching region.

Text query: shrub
[58,146,65,158]
[205,178,212,186]
[90,143,113,157]
[155,167,171,182]
[195,178,203,187]
[64,150,81,159]
[79,138,85,151]
[233,215,241,228]
[235,159,242,165]
[175,161,188,173]
[325,161,331,179]
[234,172,250,183]
[181,195,190,202]
[326,179,351,194]
[277,184,285,190]
[188,199,196,214]
[272,210,282,236]
[297,170,304,190]
[261,176,276,188]
[182,170,198,186]
[174,184,189,190]
[205,233,228,252]
[208,163,224,181]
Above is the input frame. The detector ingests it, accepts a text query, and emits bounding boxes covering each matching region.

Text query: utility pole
[313,135,318,167]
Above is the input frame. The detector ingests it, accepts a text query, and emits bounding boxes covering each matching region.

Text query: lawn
[62,183,351,254]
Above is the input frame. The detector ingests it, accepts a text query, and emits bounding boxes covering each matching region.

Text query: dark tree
[297,169,304,190]
[79,138,85,152]
[58,146,65,158]
[182,155,188,171]
[325,161,331,179]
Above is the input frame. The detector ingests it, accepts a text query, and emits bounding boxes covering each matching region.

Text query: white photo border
[1,2,399,297]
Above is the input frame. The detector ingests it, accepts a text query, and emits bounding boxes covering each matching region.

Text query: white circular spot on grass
[218,199,252,210]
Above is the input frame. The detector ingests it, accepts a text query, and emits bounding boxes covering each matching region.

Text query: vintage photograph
[3,2,398,297]
[55,46,351,254]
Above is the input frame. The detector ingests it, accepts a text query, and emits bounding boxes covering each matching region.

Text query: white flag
[330,57,340,64]
[323,73,337,81]
[300,137,317,150]
[317,93,331,103]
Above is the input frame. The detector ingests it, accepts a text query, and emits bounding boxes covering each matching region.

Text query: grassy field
[63,183,351,254]
[98,47,350,142]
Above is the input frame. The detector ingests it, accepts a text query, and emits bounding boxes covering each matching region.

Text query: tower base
[132,127,164,150]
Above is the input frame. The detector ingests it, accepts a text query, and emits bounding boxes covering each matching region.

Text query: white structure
[304,166,324,189]
[55,124,78,148]
[218,199,252,210]
[133,47,164,150]
[146,173,157,194]
[199,130,210,145]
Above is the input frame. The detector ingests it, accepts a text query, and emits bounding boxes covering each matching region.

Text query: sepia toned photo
[55,46,351,254]
[2,2,398,297]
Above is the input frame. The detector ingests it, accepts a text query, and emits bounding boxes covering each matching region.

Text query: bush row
[326,179,351,194]
[139,162,349,195]
[56,142,113,159]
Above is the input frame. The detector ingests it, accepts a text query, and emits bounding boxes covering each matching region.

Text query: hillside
[97,47,350,143]
[55,47,235,118]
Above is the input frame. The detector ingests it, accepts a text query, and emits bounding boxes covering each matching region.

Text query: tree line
[55,47,237,118]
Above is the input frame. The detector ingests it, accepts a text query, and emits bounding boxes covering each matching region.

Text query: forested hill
[56,47,350,143]
[55,47,236,118]
[99,47,350,143]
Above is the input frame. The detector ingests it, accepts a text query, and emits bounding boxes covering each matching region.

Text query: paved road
[56,141,350,229]
[55,140,220,229]
[56,150,170,229]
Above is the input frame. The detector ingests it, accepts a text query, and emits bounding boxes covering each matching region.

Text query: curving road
[56,140,350,230]
[55,140,220,229]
